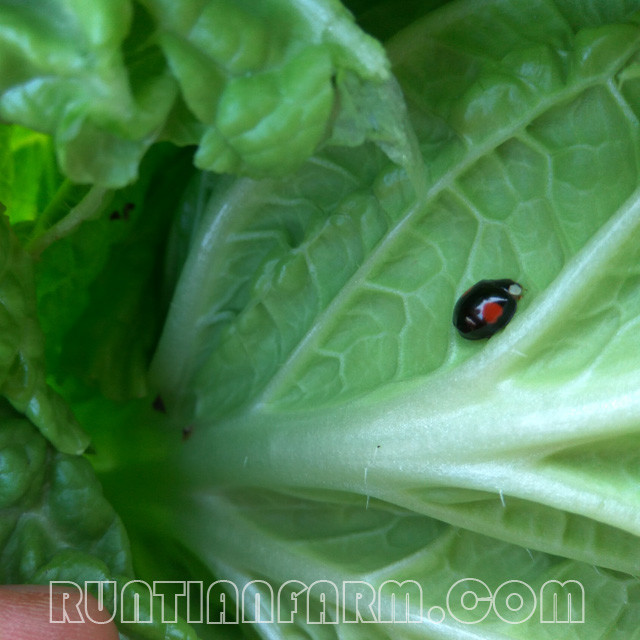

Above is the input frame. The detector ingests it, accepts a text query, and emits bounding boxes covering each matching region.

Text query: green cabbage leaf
[2,1,640,639]
[141,0,640,636]
[0,0,397,186]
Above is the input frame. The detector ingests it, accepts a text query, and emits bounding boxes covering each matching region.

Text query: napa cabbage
[1,1,640,639]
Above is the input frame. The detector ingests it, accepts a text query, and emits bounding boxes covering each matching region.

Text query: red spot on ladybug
[453,279,523,340]
[481,300,503,324]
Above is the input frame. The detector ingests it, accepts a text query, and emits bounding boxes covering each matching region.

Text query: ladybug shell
[453,279,522,340]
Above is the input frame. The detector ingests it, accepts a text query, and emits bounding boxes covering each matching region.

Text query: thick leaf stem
[28,185,112,255]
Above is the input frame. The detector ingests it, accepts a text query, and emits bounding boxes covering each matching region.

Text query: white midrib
[250,47,640,412]
[186,341,640,504]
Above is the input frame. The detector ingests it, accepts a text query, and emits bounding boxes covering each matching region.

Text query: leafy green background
[2,1,640,639]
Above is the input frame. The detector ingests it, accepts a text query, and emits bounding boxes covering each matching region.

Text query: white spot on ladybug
[507,283,523,298]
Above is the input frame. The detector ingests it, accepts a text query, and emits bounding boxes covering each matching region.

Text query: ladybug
[453,279,523,340]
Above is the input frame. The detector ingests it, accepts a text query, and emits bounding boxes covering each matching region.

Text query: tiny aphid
[109,202,135,221]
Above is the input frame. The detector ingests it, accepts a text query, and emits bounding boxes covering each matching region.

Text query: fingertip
[0,585,119,640]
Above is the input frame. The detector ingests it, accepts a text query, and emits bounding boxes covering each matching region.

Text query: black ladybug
[453,279,523,340]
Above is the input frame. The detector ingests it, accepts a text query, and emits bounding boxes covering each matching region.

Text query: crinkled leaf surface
[130,0,640,637]
[0,397,198,640]
[0,128,199,638]
[0,210,88,454]
[0,0,397,186]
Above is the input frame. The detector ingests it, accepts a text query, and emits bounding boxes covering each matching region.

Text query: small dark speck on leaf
[122,202,135,220]
[182,425,193,441]
[110,202,135,221]
[152,394,166,413]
